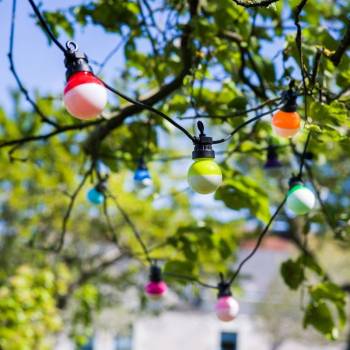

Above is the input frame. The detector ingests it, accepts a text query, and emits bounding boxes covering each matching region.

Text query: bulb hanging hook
[197,120,205,136]
[192,120,215,159]
[65,40,78,53]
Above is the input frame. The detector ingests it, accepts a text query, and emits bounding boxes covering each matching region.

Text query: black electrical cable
[163,272,218,289]
[26,0,296,149]
[26,0,196,143]
[211,84,304,145]
[103,83,196,143]
[228,196,287,285]
[27,0,67,54]
[25,0,302,292]
[297,131,312,178]
[211,106,282,145]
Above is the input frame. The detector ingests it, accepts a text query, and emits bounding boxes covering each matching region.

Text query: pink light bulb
[63,71,107,120]
[215,296,239,322]
[145,265,168,300]
[145,281,168,300]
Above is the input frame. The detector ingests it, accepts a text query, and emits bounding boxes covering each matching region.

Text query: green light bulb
[187,158,222,194]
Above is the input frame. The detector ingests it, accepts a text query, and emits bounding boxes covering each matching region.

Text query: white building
[56,237,345,350]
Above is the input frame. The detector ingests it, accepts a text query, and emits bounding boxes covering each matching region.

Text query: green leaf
[302,255,323,276]
[309,282,346,305]
[280,258,304,290]
[228,96,248,110]
[164,260,195,277]
[303,301,338,339]
[215,175,270,223]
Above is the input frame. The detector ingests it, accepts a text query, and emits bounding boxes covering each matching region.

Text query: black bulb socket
[217,281,232,298]
[192,135,215,159]
[149,265,163,283]
[267,145,278,159]
[137,158,148,170]
[95,181,107,194]
[192,121,215,159]
[288,176,303,190]
[64,42,93,80]
[281,90,298,113]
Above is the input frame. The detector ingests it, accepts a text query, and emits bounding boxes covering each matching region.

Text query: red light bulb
[63,71,107,120]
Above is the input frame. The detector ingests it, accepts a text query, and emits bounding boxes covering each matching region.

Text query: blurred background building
[55,236,344,350]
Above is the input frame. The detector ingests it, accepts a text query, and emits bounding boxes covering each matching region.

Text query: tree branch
[294,0,309,122]
[58,251,130,309]
[218,30,268,99]
[231,0,280,8]
[0,120,101,150]
[330,23,350,66]
[85,3,198,156]
[8,0,58,128]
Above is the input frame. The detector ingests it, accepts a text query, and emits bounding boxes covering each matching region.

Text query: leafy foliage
[1,0,350,347]
[0,264,68,349]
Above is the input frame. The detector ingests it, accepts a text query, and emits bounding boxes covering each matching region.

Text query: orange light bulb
[272,110,301,138]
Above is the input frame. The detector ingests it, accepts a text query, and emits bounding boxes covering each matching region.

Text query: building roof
[240,235,294,253]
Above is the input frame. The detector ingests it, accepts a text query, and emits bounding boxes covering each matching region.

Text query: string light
[145,265,168,300]
[215,279,239,322]
[187,122,222,194]
[272,86,301,138]
[87,181,106,205]
[63,41,107,120]
[286,177,315,215]
[264,145,283,169]
[134,158,152,188]
[21,0,325,323]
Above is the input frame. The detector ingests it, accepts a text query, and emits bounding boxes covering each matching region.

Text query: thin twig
[54,167,93,252]
[0,120,101,149]
[107,191,152,264]
[294,0,309,123]
[102,197,119,244]
[97,35,130,75]
[9,0,58,127]
[330,24,350,66]
[27,0,67,53]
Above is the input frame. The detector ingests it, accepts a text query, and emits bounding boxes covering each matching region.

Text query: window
[220,332,238,350]
[114,331,133,350]
[79,338,93,350]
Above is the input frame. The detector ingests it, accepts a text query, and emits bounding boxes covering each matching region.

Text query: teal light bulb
[286,184,315,215]
[87,187,104,205]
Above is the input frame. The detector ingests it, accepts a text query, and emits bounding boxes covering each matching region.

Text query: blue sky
[0,0,126,112]
[0,1,288,112]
